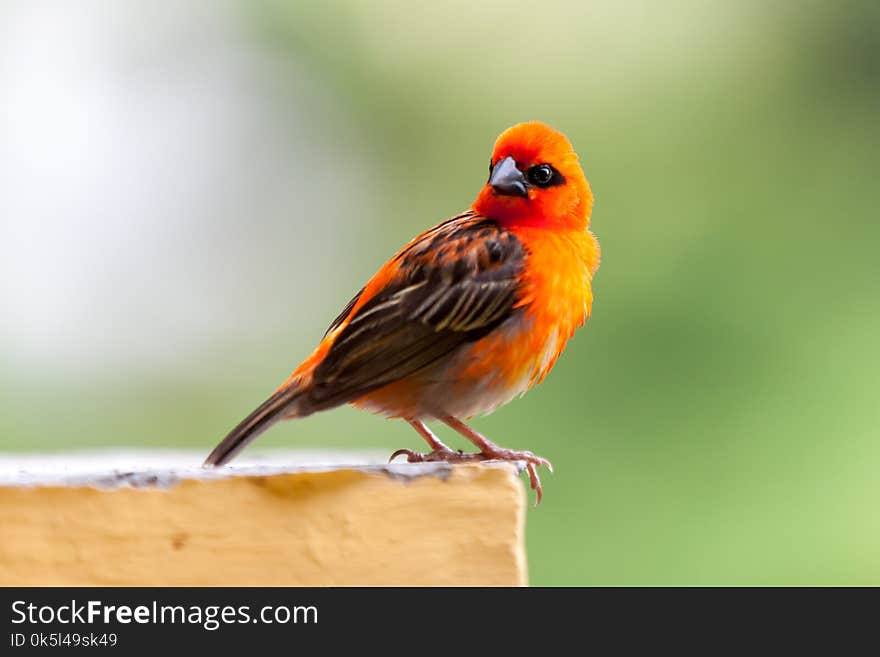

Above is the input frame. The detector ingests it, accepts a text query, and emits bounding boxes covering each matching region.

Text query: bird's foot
[476,446,553,507]
[388,447,484,464]
[388,445,552,506]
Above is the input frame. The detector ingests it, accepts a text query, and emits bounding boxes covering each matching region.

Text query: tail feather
[204,385,306,467]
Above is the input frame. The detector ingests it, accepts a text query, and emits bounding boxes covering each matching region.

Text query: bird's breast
[513,225,599,362]
[429,226,599,418]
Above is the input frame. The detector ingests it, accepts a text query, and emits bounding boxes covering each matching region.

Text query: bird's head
[473,122,593,229]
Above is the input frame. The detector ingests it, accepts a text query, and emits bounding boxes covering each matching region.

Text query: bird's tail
[203,383,309,467]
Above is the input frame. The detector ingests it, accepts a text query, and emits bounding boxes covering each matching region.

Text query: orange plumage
[205,122,600,504]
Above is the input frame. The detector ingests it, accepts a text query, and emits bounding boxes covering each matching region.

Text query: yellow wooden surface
[0,455,526,586]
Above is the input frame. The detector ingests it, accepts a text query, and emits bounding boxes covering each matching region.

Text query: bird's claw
[526,462,543,507]
[388,448,419,463]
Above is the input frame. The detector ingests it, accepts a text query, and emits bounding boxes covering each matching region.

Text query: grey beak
[488,156,529,198]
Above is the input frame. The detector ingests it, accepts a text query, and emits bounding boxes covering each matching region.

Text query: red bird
[205,122,600,504]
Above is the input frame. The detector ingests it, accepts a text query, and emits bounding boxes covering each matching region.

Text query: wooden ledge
[0,450,527,586]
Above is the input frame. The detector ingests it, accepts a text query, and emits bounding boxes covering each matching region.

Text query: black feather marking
[323,287,364,338]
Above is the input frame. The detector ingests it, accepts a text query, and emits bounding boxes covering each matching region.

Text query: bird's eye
[528,164,556,187]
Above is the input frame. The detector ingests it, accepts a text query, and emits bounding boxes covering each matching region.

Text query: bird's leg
[389,419,475,464]
[440,415,553,506]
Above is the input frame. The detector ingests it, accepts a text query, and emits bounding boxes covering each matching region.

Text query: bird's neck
[476,205,590,231]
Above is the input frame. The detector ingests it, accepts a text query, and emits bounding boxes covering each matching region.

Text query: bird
[204,121,600,504]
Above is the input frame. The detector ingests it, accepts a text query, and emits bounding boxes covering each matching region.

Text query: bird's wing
[308,211,525,407]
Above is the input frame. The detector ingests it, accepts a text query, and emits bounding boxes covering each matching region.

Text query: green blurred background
[1,0,878,584]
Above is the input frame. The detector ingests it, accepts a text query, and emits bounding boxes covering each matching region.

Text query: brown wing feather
[308,211,525,408]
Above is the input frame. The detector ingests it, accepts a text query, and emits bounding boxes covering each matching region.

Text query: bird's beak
[488,156,529,198]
